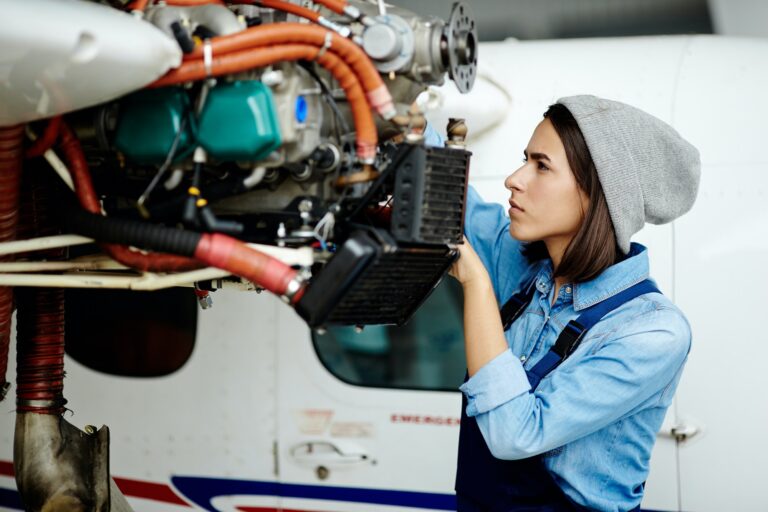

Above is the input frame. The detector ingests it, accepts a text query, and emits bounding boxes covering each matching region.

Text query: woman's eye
[537,162,549,171]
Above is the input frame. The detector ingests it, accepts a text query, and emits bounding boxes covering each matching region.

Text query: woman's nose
[505,166,525,191]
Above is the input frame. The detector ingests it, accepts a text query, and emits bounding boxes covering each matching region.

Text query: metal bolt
[197,293,213,310]
[291,166,313,182]
[84,425,97,435]
[316,465,330,480]
[261,69,285,87]
[263,168,280,183]
[298,199,314,213]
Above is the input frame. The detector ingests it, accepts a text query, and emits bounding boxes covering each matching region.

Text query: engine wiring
[1,0,476,321]
[2,2,480,504]
[136,114,191,218]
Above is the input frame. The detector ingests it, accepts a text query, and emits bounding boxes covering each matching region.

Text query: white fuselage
[1,34,766,512]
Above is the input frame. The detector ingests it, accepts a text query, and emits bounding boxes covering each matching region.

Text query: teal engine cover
[197,81,282,161]
[114,88,195,165]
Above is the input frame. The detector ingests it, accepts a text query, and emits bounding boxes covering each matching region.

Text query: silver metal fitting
[282,276,305,303]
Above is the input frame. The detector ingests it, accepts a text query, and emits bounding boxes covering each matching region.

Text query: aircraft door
[670,163,768,512]
[275,278,466,511]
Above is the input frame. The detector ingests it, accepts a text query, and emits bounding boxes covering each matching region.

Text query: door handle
[289,441,375,467]
[658,423,702,442]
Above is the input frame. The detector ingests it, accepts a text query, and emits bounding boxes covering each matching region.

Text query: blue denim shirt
[457,185,692,511]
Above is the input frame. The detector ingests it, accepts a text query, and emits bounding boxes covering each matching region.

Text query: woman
[438,95,700,511]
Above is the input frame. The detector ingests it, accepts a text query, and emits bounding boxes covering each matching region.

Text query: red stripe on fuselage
[113,477,191,507]
[0,461,13,477]
[1,460,189,506]
[237,508,310,512]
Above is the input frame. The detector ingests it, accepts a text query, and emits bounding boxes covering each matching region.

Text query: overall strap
[500,277,537,331]
[526,279,661,390]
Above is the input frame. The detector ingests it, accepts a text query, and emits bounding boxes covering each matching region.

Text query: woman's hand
[449,236,492,287]
[451,236,506,376]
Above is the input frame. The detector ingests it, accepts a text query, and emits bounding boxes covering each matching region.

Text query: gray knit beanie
[557,95,701,255]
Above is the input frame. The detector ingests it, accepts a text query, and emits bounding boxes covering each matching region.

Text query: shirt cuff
[423,121,444,147]
[459,349,531,416]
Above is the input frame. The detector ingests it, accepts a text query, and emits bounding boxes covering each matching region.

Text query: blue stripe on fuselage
[0,480,675,512]
[171,476,457,511]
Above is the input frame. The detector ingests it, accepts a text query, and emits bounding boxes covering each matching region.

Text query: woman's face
[504,118,589,249]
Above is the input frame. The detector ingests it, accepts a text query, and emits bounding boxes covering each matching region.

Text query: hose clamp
[282,276,305,303]
[318,17,352,39]
[203,39,213,77]
[16,397,68,410]
[315,32,333,60]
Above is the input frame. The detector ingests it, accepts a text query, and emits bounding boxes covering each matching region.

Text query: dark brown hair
[521,103,621,283]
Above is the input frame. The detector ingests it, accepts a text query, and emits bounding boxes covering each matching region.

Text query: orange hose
[231,0,322,22]
[165,0,225,5]
[182,23,395,118]
[311,0,346,15]
[151,44,378,161]
[127,0,151,12]
[128,0,222,11]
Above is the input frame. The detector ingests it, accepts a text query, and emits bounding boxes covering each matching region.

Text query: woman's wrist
[461,271,493,291]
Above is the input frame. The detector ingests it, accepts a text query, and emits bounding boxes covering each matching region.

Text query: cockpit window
[65,288,197,377]
[311,278,466,391]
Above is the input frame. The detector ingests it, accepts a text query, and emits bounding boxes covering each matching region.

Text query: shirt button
[565,286,572,293]
[520,355,527,363]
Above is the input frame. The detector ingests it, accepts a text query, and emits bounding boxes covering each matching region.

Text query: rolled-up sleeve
[459,349,531,416]
[462,306,692,461]
[423,122,444,147]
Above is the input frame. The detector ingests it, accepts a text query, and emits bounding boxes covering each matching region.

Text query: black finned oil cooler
[391,145,470,245]
[295,144,470,327]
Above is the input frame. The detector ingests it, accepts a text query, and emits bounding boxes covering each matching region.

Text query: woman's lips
[508,200,525,214]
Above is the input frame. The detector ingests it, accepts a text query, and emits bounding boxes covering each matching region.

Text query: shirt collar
[532,242,650,312]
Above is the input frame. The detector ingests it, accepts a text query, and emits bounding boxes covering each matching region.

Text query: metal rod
[0,260,125,272]
[0,234,94,256]
[0,267,232,290]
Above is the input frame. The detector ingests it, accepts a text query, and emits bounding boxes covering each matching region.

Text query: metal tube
[0,234,94,256]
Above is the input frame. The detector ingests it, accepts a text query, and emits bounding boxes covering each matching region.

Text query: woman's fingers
[450,237,489,285]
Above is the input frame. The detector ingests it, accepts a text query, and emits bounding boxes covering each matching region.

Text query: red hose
[195,233,303,301]
[58,123,306,299]
[0,125,23,401]
[58,124,203,272]
[25,116,62,159]
[15,288,66,414]
[14,139,71,414]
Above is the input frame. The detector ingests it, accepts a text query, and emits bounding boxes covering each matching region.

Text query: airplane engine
[0,0,478,327]
[0,0,477,509]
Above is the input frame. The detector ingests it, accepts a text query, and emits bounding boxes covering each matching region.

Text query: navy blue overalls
[455,278,660,511]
